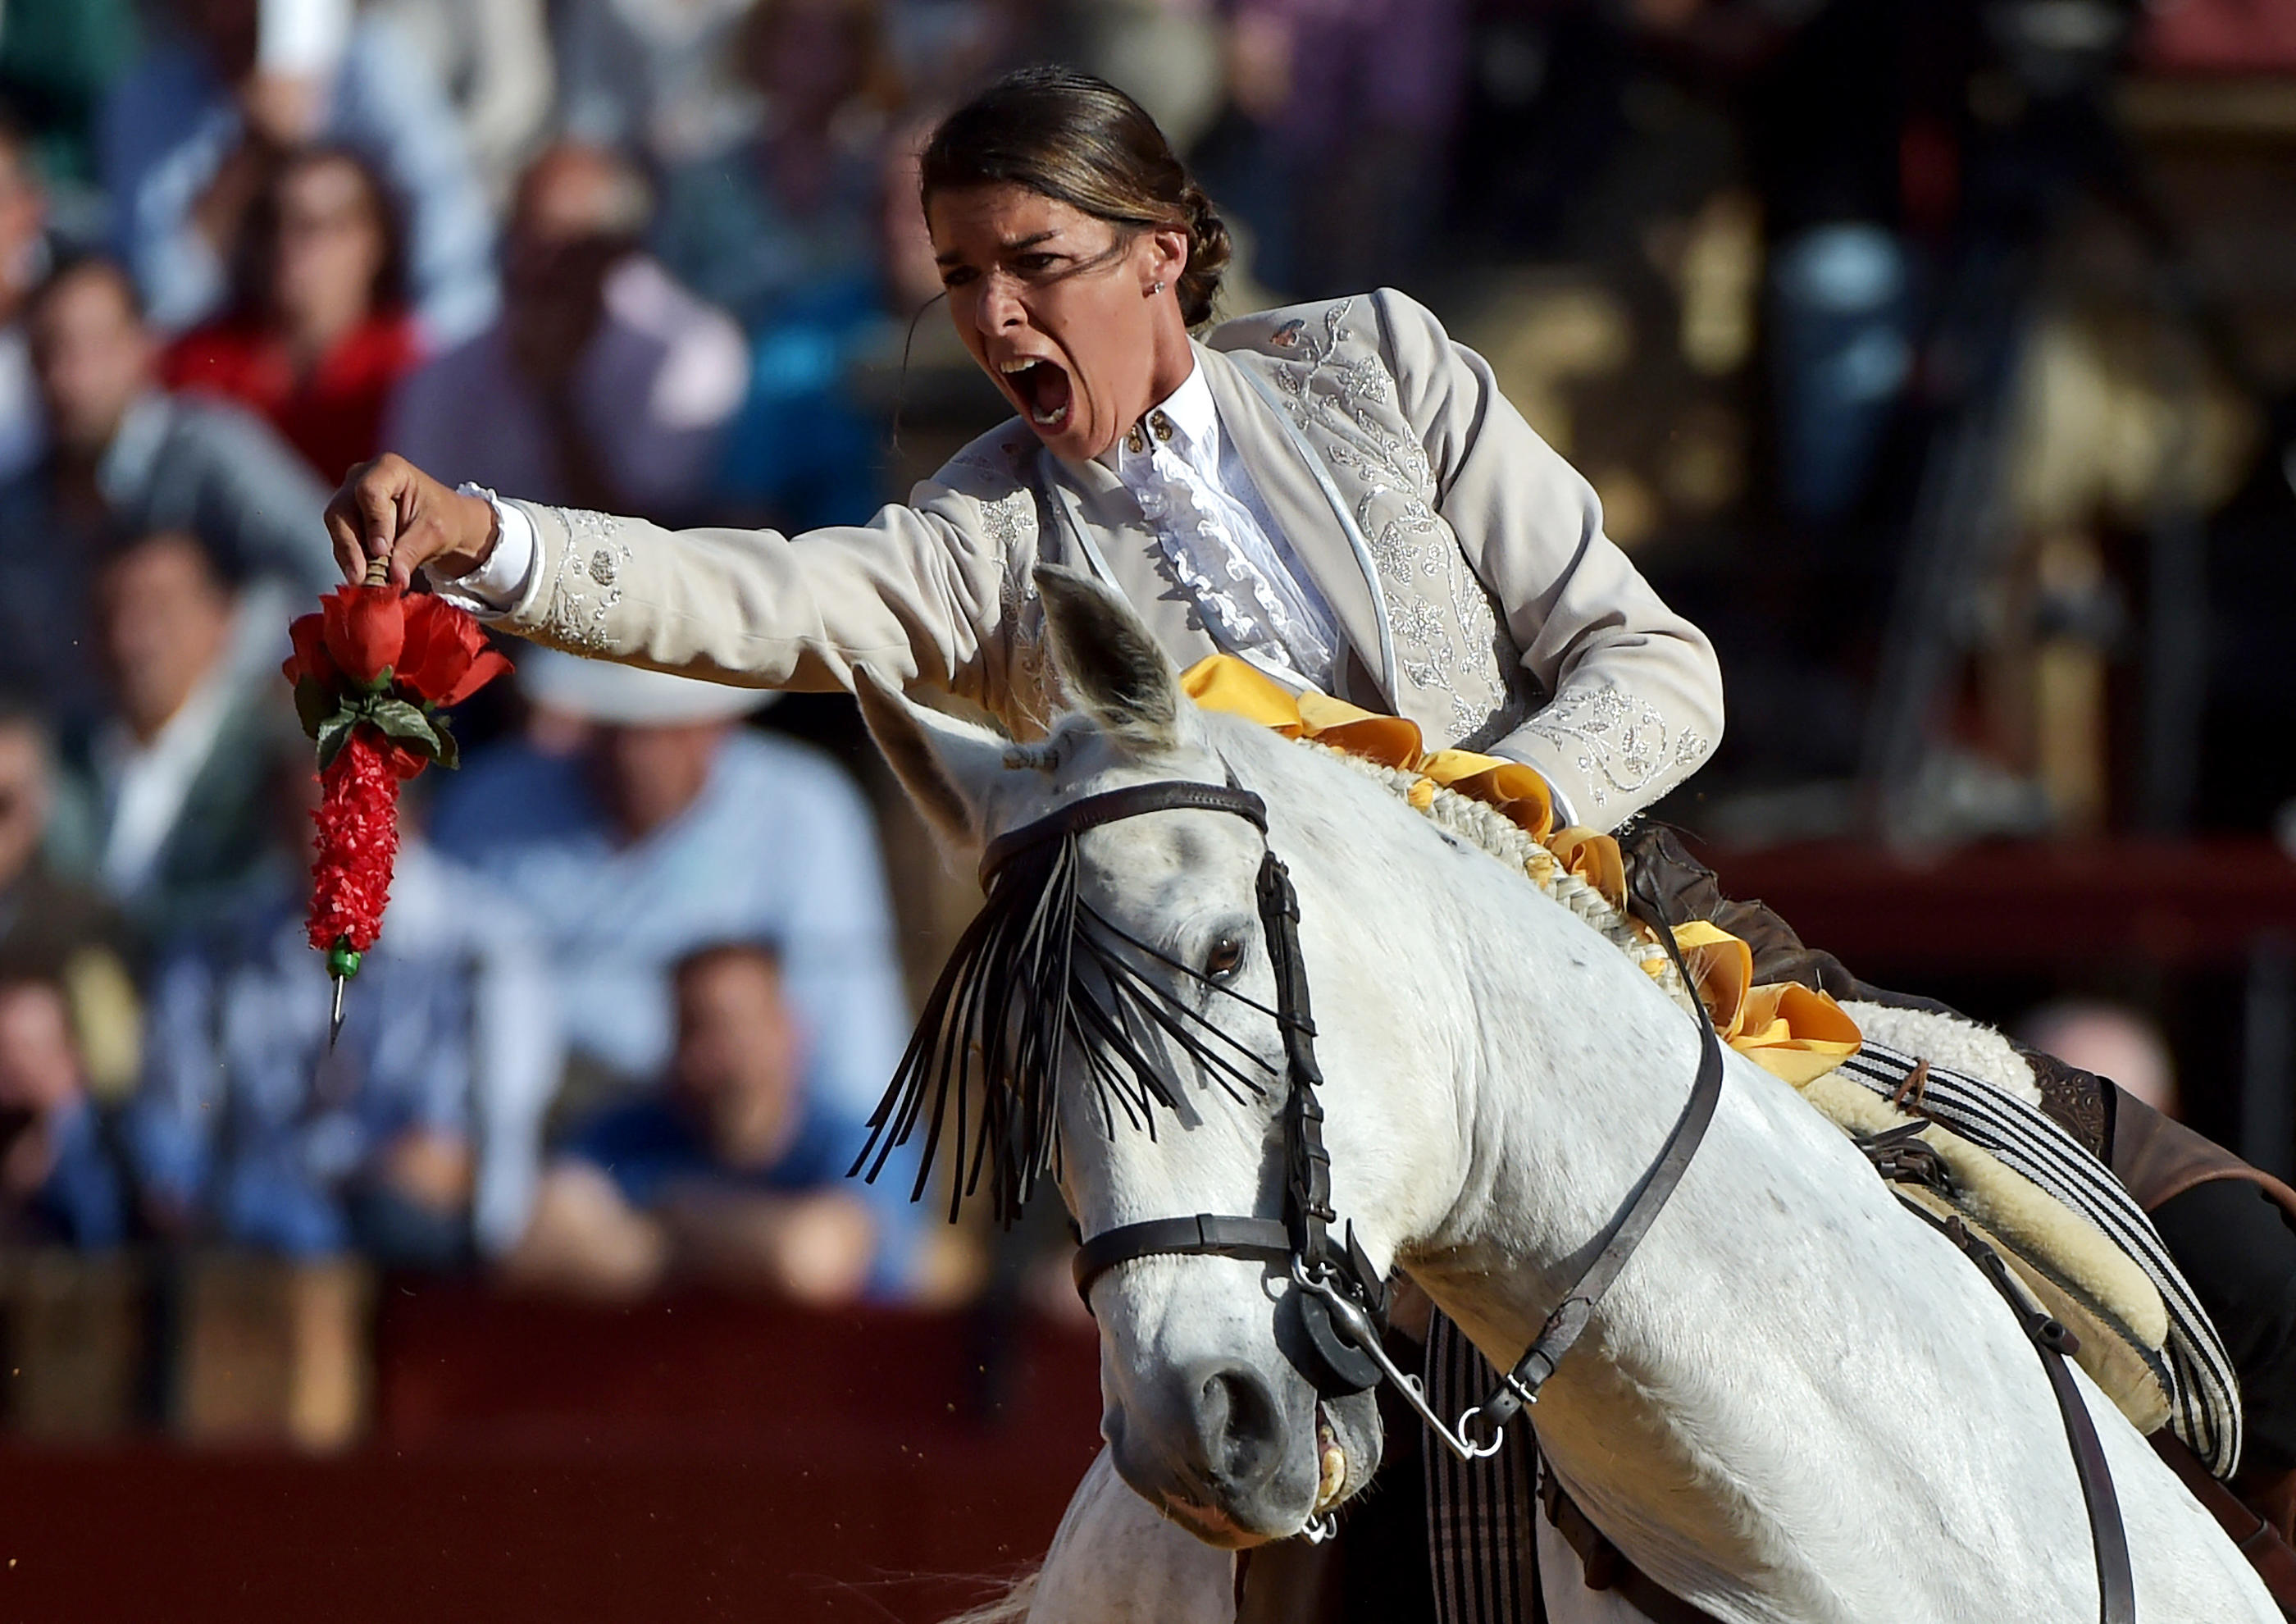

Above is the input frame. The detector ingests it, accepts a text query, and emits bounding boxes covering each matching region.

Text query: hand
[239,73,323,148]
[326,454,499,588]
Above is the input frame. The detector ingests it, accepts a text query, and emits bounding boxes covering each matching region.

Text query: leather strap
[1073,1213,1294,1303]
[1905,1202,2137,1624]
[1464,874,1730,1439]
[980,781,1268,883]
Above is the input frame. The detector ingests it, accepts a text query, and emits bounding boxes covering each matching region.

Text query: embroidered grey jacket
[486,289,1723,829]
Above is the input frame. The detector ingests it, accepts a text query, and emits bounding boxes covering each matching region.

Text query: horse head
[856,566,1438,1548]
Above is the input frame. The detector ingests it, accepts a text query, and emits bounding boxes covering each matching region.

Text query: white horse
[855,567,2276,1624]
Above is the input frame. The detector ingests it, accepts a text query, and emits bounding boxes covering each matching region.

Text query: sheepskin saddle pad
[1803,1001,2242,1478]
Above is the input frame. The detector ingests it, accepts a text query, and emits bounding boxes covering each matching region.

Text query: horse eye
[1205,933,1245,981]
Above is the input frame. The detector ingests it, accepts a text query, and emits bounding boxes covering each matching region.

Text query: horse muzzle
[1108,1362,1381,1547]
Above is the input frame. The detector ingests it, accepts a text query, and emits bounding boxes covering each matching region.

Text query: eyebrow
[935,230,1060,267]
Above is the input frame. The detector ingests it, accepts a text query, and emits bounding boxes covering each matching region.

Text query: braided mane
[1292,738,1697,1016]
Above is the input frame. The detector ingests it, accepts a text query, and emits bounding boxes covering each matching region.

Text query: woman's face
[273,155,386,344]
[927,182,1189,463]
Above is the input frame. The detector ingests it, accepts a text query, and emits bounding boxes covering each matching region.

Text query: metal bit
[330,975,348,1049]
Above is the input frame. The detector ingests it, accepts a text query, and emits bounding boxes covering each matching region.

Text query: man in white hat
[426,650,908,1161]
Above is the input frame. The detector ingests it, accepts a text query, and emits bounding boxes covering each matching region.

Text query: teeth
[1314,1414,1346,1511]
[1032,405,1067,425]
[999,358,1039,374]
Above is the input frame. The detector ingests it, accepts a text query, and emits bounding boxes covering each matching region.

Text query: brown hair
[918,66,1231,328]
[239,144,408,320]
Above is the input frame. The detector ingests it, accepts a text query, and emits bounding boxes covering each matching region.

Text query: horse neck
[1236,723,1715,1312]
[1255,734,1926,1604]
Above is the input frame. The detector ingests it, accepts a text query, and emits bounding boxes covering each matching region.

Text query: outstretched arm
[323,450,1031,706]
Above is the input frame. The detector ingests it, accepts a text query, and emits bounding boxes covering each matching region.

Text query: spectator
[427,652,908,1140]
[649,0,899,333]
[0,972,129,1248]
[0,118,58,487]
[0,695,141,1101]
[97,0,494,344]
[127,741,561,1266]
[0,258,332,732]
[385,144,746,518]
[80,528,289,939]
[162,145,422,481]
[2021,1001,2180,1119]
[365,0,554,205]
[507,938,914,1302]
[710,112,943,531]
[554,0,764,171]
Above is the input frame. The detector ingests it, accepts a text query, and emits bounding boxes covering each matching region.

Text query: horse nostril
[1196,1365,1284,1489]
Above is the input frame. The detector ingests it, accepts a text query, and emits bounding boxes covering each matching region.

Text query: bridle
[973,775,1729,1500]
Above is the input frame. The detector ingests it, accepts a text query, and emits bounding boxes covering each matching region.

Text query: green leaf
[358,665,395,696]
[316,712,355,771]
[293,678,335,741]
[366,697,442,755]
[428,714,460,771]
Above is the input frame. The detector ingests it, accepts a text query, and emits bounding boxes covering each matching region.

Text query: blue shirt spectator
[0,975,129,1248]
[712,274,885,531]
[4,259,334,737]
[509,938,917,1302]
[125,841,560,1263]
[98,10,494,344]
[426,652,908,1134]
[20,1097,129,1247]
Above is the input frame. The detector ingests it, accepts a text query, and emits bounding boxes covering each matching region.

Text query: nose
[973,271,1025,334]
[1183,1360,1286,1495]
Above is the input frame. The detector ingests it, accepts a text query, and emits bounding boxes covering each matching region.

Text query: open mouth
[999,356,1073,431]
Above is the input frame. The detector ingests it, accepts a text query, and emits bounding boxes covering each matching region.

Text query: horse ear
[1033,564,1181,753]
[854,665,1009,846]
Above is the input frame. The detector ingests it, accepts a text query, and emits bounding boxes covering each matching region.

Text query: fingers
[323,456,490,590]
[356,467,403,585]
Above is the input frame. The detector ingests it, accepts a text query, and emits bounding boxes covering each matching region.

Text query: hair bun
[1177,183,1230,329]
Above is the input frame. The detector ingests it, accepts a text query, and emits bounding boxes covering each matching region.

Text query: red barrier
[0,1286,1106,1623]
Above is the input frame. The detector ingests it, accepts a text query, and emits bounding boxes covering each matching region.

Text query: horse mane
[1286,737,1694,1010]
[852,704,1692,1227]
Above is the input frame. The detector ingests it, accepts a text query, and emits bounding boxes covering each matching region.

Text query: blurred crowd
[0,0,2285,1437]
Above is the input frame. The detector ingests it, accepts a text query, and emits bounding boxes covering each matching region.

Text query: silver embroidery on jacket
[1260,299,1521,745]
[539,508,629,655]
[1520,686,1708,810]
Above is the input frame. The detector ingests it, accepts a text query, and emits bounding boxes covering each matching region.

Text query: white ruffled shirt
[1095,364,1339,692]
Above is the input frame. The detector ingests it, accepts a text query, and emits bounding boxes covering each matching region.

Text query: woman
[166,146,423,483]
[333,66,1720,835]
[330,64,2296,1586]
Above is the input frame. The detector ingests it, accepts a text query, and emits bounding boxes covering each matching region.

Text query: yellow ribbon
[1670,921,1864,1084]
[1181,657,1555,839]
[1180,654,1863,1083]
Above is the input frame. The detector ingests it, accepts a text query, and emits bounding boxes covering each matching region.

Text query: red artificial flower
[320,584,405,684]
[290,581,508,992]
[281,611,339,687]
[308,726,402,956]
[395,593,512,707]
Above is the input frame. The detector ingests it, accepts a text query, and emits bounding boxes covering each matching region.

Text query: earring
[1150,281,1165,295]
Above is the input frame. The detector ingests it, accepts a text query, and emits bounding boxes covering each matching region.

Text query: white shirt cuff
[426,484,536,615]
